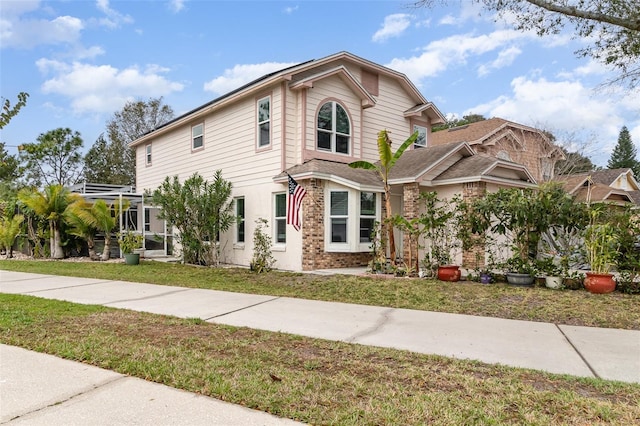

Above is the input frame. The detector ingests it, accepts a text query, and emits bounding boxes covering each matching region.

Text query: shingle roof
[276,142,534,188]
[388,142,470,180]
[572,184,633,204]
[430,118,511,145]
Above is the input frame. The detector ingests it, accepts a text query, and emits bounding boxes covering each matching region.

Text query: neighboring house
[430,118,565,182]
[130,52,538,271]
[554,168,640,205]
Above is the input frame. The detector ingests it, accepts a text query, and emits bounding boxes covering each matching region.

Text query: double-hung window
[330,191,349,243]
[413,124,427,148]
[317,101,350,154]
[326,187,380,252]
[145,144,152,165]
[236,197,245,243]
[192,123,204,150]
[274,193,286,244]
[359,192,376,243]
[257,96,270,148]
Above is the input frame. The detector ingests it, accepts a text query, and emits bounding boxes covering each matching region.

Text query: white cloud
[372,13,412,43]
[37,60,184,114]
[466,76,640,163]
[1,14,84,49]
[387,29,528,83]
[203,62,298,95]
[94,0,133,29]
[283,5,299,15]
[477,46,521,77]
[169,0,187,13]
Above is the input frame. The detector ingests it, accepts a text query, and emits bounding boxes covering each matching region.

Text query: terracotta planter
[584,272,616,294]
[437,265,461,282]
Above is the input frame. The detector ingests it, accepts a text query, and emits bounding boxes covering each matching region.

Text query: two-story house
[131,52,538,271]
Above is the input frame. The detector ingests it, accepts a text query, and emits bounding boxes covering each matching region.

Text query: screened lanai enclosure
[69,183,173,258]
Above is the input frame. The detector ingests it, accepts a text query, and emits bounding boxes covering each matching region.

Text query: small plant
[250,218,275,273]
[584,208,619,274]
[368,220,387,273]
[117,230,143,254]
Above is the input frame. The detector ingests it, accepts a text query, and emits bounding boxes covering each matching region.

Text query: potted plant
[118,231,144,265]
[559,269,584,290]
[536,257,562,289]
[583,208,618,293]
[420,192,462,282]
[504,255,536,286]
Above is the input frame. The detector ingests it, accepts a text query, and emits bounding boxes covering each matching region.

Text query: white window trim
[145,144,152,165]
[192,123,204,151]
[257,96,270,148]
[235,197,245,245]
[273,192,286,247]
[413,124,427,147]
[324,185,380,253]
[317,101,351,155]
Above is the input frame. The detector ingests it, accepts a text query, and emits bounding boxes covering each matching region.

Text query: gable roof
[275,142,536,190]
[571,183,634,204]
[430,117,563,158]
[556,168,639,190]
[130,51,445,147]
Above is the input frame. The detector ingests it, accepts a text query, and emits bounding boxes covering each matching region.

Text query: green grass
[1,259,638,330]
[1,294,639,425]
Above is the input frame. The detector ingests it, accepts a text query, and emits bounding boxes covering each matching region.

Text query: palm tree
[349,130,418,265]
[64,199,99,260]
[75,199,130,261]
[0,214,24,258]
[18,185,83,259]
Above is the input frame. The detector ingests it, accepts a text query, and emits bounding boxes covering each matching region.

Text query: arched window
[317,101,350,154]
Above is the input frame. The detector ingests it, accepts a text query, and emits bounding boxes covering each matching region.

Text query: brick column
[302,178,324,271]
[462,182,487,269]
[402,182,420,270]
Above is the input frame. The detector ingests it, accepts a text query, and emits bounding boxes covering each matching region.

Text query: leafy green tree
[87,97,174,185]
[19,128,84,188]
[18,185,83,259]
[0,213,24,258]
[149,171,235,266]
[349,130,418,265]
[607,126,640,176]
[0,92,28,129]
[416,1,640,88]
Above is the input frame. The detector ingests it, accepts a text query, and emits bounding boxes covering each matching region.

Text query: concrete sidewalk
[0,344,302,425]
[1,270,638,422]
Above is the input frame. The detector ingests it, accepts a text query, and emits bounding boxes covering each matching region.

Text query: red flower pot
[584,272,616,294]
[437,265,461,282]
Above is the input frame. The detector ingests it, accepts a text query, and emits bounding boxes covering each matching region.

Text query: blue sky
[1,0,639,168]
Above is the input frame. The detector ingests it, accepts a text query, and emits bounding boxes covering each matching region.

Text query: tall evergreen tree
[607,126,640,176]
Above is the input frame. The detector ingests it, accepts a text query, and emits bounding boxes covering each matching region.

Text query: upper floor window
[257,96,270,148]
[145,144,152,165]
[317,101,350,155]
[413,125,427,148]
[274,193,286,244]
[192,123,204,150]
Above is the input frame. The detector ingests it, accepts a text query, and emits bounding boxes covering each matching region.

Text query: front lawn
[1,260,638,330]
[1,294,638,425]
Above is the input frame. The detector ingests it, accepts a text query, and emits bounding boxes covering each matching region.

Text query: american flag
[287,174,307,231]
